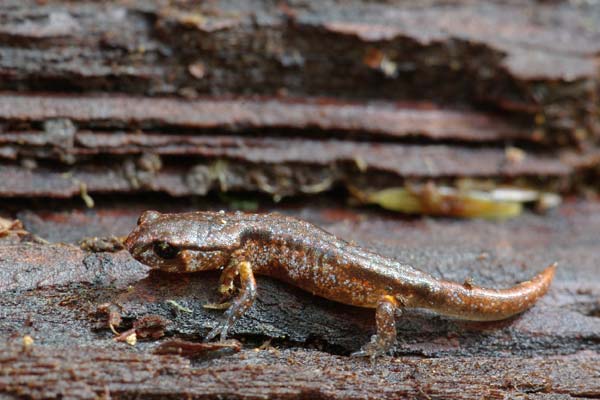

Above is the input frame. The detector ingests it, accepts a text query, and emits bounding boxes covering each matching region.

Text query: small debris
[20,158,37,170]
[166,300,193,314]
[203,301,231,310]
[536,193,562,212]
[133,315,170,340]
[505,147,526,165]
[379,58,399,78]
[210,160,229,192]
[363,49,383,69]
[0,217,28,238]
[153,339,241,358]
[123,153,163,190]
[351,183,561,219]
[354,156,368,172]
[188,62,206,79]
[80,236,125,252]
[256,339,279,354]
[574,128,588,142]
[352,184,522,219]
[174,11,206,29]
[125,332,137,346]
[114,315,168,345]
[363,48,398,78]
[114,328,134,343]
[534,113,545,125]
[79,182,95,208]
[299,177,334,194]
[137,153,162,173]
[22,335,34,352]
[93,303,123,334]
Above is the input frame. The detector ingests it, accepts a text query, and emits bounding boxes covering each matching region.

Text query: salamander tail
[428,262,556,321]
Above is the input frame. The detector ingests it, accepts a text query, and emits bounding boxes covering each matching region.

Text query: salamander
[124,210,556,358]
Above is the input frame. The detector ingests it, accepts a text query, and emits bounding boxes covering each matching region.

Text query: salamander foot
[351,296,399,359]
[204,261,256,342]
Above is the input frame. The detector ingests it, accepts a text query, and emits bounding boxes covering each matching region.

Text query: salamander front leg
[205,261,257,342]
[202,261,241,310]
[352,295,399,359]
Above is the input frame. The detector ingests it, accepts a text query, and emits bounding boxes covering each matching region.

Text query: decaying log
[0,200,599,398]
[1,92,595,200]
[1,0,599,199]
[1,1,599,398]
[0,0,598,143]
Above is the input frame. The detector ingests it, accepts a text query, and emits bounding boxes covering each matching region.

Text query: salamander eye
[152,241,180,259]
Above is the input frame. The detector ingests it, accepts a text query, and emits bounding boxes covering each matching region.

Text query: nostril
[123,234,138,254]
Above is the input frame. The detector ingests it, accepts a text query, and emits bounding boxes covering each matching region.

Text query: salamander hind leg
[205,261,257,342]
[351,295,400,359]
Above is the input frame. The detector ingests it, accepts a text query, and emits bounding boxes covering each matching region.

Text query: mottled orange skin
[125,210,556,357]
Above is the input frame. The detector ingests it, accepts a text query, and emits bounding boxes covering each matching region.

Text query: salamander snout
[124,210,163,256]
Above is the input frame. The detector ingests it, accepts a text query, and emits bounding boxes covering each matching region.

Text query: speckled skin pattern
[125,210,556,357]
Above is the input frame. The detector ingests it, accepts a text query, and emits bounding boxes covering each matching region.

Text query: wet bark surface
[1,199,599,399]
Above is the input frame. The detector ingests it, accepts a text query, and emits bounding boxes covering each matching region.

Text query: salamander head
[124,210,241,273]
